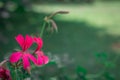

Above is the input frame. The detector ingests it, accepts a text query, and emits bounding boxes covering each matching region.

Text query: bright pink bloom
[33,37,43,52]
[9,34,37,69]
[0,67,11,80]
[35,51,49,65]
[9,34,49,70]
[33,37,49,65]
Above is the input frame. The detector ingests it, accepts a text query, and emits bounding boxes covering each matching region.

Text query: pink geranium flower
[33,37,49,65]
[9,34,49,72]
[9,34,36,70]
[0,67,11,80]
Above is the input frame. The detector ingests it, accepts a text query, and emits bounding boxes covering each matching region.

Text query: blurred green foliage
[0,0,120,80]
[0,0,32,26]
[31,52,117,80]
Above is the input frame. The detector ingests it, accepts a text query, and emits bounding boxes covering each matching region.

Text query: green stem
[14,67,18,80]
[40,22,47,37]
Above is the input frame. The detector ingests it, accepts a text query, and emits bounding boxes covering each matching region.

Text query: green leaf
[8,62,30,80]
[76,66,87,74]
[104,61,116,68]
[103,72,115,80]
[95,52,108,63]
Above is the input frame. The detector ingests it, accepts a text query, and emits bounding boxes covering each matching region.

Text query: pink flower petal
[28,54,37,65]
[33,37,43,51]
[22,54,30,69]
[15,34,33,51]
[15,34,24,49]
[42,55,49,64]
[36,51,44,56]
[5,69,12,80]
[9,52,22,63]
[36,53,44,65]
[24,35,33,51]
[0,67,11,80]
[35,51,49,65]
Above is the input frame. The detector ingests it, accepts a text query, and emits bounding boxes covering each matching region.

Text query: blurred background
[0,0,120,80]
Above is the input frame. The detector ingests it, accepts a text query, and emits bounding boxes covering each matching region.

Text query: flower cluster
[0,67,11,80]
[9,34,49,71]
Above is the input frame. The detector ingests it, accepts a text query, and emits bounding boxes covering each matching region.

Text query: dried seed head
[48,11,69,19]
[56,11,69,14]
[50,19,58,32]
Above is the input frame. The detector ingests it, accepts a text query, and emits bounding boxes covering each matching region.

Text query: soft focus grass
[33,1,120,35]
